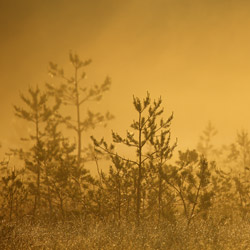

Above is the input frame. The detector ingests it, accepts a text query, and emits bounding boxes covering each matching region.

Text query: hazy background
[1,0,250,157]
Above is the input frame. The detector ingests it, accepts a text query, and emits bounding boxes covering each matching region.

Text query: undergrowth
[0,217,249,250]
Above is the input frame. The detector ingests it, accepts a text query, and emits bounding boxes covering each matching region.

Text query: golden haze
[1,0,250,156]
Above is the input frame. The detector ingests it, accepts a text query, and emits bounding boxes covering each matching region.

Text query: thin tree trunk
[188,181,201,226]
[118,179,121,223]
[75,68,82,169]
[158,174,162,223]
[136,111,142,226]
[9,191,13,221]
[35,113,41,215]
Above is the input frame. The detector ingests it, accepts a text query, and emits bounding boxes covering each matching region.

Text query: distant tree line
[0,54,249,228]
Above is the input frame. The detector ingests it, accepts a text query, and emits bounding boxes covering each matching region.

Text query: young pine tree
[0,160,27,221]
[46,53,113,169]
[161,150,214,226]
[13,86,59,215]
[145,129,177,223]
[92,92,175,225]
[197,121,218,159]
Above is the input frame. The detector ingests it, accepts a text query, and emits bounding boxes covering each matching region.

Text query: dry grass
[0,217,250,250]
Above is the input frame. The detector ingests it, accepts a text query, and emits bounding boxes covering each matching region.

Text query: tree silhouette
[92,93,175,225]
[46,53,114,169]
[13,86,59,215]
[197,121,218,159]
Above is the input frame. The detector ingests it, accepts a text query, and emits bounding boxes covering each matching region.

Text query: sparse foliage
[46,53,114,168]
[92,93,176,225]
[197,121,219,159]
[13,86,59,215]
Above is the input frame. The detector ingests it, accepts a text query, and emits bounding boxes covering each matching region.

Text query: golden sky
[1,0,250,154]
